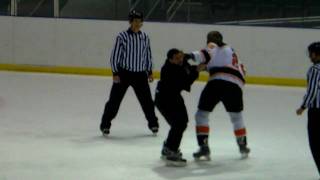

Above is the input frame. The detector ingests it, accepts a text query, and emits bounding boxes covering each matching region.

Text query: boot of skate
[193,145,211,161]
[237,136,250,158]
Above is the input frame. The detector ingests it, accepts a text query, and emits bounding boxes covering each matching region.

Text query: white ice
[0,71,318,180]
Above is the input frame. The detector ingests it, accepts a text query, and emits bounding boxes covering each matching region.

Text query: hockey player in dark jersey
[155,48,208,167]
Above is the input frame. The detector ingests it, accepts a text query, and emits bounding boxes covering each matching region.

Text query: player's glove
[183,53,195,62]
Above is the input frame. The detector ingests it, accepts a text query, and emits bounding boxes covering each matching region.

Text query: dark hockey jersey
[156,60,199,97]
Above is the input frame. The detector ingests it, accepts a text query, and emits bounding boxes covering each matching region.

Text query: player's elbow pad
[200,49,211,64]
[191,50,211,64]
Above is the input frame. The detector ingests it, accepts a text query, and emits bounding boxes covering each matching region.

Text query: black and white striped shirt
[110,28,153,75]
[301,63,320,109]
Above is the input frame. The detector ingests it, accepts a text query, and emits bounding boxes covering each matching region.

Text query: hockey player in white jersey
[192,31,250,160]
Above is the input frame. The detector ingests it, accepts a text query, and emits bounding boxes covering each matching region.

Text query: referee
[296,41,320,178]
[100,10,158,136]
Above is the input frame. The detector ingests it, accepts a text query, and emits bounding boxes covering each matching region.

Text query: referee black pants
[100,70,158,130]
[155,93,188,151]
[308,108,320,175]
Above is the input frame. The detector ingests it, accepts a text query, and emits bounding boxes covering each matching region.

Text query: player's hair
[207,31,225,47]
[128,10,143,22]
[308,42,320,55]
[167,48,182,60]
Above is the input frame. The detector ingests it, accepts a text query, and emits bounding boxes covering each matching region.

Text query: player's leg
[162,99,188,157]
[308,108,320,176]
[100,81,129,136]
[132,73,159,134]
[193,110,211,161]
[228,112,250,158]
[222,81,250,158]
[193,81,219,161]
[155,94,187,166]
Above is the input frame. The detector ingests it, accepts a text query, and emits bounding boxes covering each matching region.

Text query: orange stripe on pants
[196,126,209,134]
[234,128,246,137]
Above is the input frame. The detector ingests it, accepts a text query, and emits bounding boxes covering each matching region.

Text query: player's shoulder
[312,63,320,71]
[219,45,234,54]
[140,31,150,38]
[115,31,127,40]
[118,30,129,36]
[220,45,232,51]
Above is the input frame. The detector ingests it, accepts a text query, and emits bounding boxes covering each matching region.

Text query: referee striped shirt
[301,63,320,109]
[110,28,153,75]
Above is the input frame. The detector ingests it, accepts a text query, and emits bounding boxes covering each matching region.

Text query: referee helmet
[129,10,143,22]
[308,42,320,55]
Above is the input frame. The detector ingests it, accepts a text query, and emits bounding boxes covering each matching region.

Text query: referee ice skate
[100,10,158,136]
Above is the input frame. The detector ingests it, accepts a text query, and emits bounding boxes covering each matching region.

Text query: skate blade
[240,153,249,159]
[102,133,109,138]
[194,156,211,161]
[165,160,187,167]
[240,148,250,159]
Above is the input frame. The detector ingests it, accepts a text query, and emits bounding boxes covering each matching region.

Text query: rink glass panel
[2,0,320,28]
[0,0,10,15]
[16,0,54,17]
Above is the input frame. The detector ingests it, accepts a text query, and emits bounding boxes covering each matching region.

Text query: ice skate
[165,155,187,167]
[193,146,211,161]
[160,144,186,167]
[237,136,250,159]
[148,121,159,135]
[161,144,182,160]
[239,145,250,159]
[101,128,110,137]
[100,122,111,137]
[150,127,158,136]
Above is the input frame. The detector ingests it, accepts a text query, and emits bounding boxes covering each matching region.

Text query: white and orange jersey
[208,45,245,88]
[193,44,246,88]
[191,42,216,64]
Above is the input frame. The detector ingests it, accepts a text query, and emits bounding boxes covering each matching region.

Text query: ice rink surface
[0,71,318,180]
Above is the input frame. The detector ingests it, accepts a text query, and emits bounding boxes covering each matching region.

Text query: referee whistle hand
[296,108,305,115]
[113,75,120,83]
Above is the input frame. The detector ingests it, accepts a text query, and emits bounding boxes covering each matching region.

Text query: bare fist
[296,108,305,115]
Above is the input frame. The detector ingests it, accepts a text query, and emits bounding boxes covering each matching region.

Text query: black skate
[100,122,111,137]
[161,143,186,167]
[101,128,110,137]
[193,146,211,161]
[150,127,158,135]
[161,145,182,160]
[162,148,186,167]
[165,154,187,167]
[148,121,159,135]
[239,145,250,159]
[237,136,250,159]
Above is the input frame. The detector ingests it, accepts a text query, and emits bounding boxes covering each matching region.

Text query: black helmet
[128,10,143,22]
[308,42,320,55]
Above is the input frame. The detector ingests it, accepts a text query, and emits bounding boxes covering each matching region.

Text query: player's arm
[110,35,123,83]
[297,67,320,115]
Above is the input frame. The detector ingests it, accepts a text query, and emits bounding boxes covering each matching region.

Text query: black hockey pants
[308,108,320,175]
[155,93,188,151]
[100,69,158,130]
